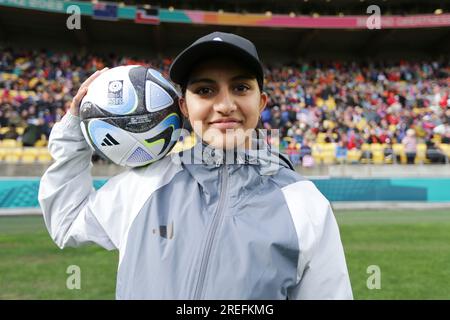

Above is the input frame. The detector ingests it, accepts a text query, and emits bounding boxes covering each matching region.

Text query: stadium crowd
[0,47,449,165]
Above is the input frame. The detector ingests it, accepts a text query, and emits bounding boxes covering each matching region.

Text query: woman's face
[179,58,267,150]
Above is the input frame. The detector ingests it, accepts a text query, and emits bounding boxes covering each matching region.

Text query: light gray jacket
[38,112,353,300]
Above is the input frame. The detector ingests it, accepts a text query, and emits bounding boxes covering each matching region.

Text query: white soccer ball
[79,65,182,167]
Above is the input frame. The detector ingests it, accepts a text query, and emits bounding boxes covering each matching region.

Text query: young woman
[39,32,352,299]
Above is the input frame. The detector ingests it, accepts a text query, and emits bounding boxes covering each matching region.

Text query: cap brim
[169,41,263,87]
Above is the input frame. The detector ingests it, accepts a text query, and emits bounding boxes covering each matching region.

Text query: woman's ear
[178,97,189,119]
[259,91,268,113]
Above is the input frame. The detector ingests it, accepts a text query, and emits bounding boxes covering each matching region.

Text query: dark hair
[256,117,264,130]
[181,83,187,97]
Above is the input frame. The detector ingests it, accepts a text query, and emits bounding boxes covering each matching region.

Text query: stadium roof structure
[0,5,449,61]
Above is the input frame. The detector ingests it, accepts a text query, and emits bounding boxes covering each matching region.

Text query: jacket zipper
[193,164,229,299]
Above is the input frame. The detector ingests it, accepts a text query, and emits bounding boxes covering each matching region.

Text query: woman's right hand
[69,67,109,117]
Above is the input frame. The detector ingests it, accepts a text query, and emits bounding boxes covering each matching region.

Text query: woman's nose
[213,89,237,114]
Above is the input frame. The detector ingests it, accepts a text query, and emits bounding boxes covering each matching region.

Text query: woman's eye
[195,87,213,95]
[234,84,250,93]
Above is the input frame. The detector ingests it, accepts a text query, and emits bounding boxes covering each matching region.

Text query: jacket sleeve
[283,180,353,300]
[38,111,117,250]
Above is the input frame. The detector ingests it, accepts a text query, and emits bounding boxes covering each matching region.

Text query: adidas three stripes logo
[101,133,120,146]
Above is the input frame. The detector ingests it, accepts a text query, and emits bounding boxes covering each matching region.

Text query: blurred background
[0,0,449,299]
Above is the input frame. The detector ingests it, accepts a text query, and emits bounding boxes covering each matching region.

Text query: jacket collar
[175,132,292,176]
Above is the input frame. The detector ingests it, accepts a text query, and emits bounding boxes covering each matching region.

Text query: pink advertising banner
[182,11,450,29]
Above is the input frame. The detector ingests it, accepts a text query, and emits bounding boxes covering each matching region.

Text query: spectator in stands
[366,128,381,144]
[336,140,348,163]
[22,119,43,147]
[0,45,449,165]
[299,139,312,162]
[443,134,450,144]
[3,123,19,140]
[426,135,446,164]
[435,120,450,144]
[286,139,300,166]
[402,128,417,164]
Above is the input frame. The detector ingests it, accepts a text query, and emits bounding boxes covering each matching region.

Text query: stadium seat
[432,135,442,144]
[392,144,407,164]
[21,154,37,164]
[324,143,336,151]
[12,147,23,156]
[317,133,326,143]
[360,143,371,164]
[3,155,20,164]
[415,143,428,164]
[34,139,48,147]
[370,144,385,164]
[36,148,53,164]
[346,149,362,164]
[370,143,384,151]
[322,154,336,165]
[361,143,370,152]
[0,147,7,161]
[372,151,384,164]
[322,143,336,165]
[3,147,22,164]
[1,139,21,148]
[21,147,39,164]
[311,143,324,164]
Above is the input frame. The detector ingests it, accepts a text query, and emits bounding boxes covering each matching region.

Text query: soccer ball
[79,65,182,167]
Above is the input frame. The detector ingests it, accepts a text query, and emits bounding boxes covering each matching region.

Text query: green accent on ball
[143,138,165,148]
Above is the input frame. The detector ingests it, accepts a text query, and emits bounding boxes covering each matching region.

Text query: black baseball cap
[169,32,264,90]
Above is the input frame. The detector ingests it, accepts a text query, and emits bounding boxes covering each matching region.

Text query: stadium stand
[0,46,449,166]
[0,0,449,167]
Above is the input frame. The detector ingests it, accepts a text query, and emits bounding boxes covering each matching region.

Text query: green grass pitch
[1,210,449,299]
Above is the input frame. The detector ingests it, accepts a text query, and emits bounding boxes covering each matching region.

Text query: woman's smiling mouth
[209,118,243,129]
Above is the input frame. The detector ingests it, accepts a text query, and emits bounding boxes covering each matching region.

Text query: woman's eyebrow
[231,75,255,81]
[188,74,255,85]
[187,78,215,86]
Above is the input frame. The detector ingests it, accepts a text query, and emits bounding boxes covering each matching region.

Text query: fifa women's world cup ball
[79,65,183,167]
